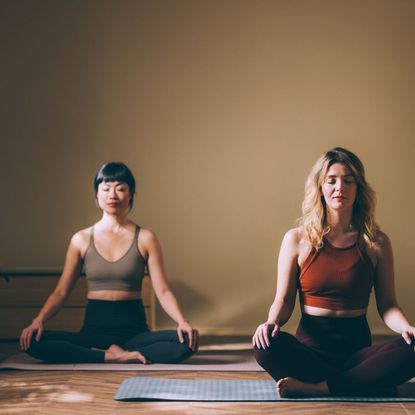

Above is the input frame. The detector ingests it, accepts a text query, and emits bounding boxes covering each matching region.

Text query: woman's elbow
[51,289,70,305]
[274,297,295,311]
[377,301,399,318]
[155,287,173,301]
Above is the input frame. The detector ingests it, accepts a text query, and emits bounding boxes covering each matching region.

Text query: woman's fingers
[253,328,263,348]
[271,325,280,338]
[253,323,279,349]
[177,328,184,344]
[19,331,25,350]
[22,332,27,350]
[20,321,43,350]
[261,325,270,348]
[253,329,262,349]
[402,331,411,345]
[253,324,270,349]
[20,328,30,350]
[187,329,194,349]
[185,328,199,350]
[137,351,148,364]
[35,326,43,342]
[402,329,415,350]
[177,323,199,350]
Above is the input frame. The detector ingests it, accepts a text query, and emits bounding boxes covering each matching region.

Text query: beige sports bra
[83,225,146,292]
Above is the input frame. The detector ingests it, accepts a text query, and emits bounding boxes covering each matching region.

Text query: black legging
[26,299,194,364]
[254,314,415,395]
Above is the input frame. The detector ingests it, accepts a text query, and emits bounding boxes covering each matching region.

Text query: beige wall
[1,0,414,335]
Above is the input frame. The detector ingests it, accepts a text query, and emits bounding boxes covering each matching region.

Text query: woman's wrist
[32,316,43,325]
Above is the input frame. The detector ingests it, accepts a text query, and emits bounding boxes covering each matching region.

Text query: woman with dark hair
[20,162,198,364]
[253,148,415,397]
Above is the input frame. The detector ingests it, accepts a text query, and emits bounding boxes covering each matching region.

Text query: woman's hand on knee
[20,319,43,351]
[252,322,280,350]
[401,325,415,350]
[177,321,199,351]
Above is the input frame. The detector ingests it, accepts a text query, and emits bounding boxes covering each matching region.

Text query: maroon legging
[254,314,415,395]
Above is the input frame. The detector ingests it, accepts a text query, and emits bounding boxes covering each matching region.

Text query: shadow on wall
[154,277,301,335]
[155,280,212,328]
[215,295,302,335]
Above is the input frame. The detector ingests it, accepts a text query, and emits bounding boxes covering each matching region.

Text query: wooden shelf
[0,270,155,339]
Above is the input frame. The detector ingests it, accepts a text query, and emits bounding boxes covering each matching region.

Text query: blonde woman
[253,147,415,397]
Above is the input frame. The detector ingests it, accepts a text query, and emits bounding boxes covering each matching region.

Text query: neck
[99,212,130,231]
[326,209,354,235]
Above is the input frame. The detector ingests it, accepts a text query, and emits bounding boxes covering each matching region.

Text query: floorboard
[1,339,415,415]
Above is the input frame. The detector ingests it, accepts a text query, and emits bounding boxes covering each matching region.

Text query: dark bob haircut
[94,162,136,209]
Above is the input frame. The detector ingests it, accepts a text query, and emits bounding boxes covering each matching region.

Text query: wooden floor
[1,340,415,415]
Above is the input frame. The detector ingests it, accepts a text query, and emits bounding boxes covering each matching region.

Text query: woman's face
[321,163,357,212]
[96,181,131,214]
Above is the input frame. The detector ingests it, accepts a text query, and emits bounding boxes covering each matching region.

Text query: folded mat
[0,351,263,371]
[114,377,415,402]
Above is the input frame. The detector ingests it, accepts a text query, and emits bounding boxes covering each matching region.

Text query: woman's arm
[139,229,198,350]
[20,233,84,350]
[253,228,300,349]
[373,231,415,347]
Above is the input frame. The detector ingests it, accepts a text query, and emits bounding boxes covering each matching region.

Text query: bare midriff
[302,304,367,318]
[87,290,142,301]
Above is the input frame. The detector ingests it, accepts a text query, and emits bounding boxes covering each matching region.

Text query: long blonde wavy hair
[300,147,378,249]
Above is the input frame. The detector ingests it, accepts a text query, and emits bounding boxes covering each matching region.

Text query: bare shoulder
[137,228,161,261]
[138,227,158,245]
[70,227,92,256]
[285,227,313,266]
[360,230,392,270]
[283,227,305,247]
[370,229,393,256]
[280,227,306,258]
[373,230,391,246]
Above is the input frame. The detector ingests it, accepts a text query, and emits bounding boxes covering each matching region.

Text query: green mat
[114,377,415,402]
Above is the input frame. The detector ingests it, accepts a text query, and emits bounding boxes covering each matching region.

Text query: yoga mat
[0,351,263,371]
[114,377,415,402]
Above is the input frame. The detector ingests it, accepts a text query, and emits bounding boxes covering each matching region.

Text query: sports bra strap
[356,236,375,270]
[89,225,140,255]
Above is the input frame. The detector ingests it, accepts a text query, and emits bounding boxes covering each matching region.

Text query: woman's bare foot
[105,344,149,364]
[276,377,329,398]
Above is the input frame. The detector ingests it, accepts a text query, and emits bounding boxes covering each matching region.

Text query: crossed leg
[254,331,415,397]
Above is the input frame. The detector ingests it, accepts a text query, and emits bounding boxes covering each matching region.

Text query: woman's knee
[25,339,64,362]
[393,336,415,363]
[25,337,47,358]
[169,333,195,363]
[139,332,195,363]
[253,331,293,365]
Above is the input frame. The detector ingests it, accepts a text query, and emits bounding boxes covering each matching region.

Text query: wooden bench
[0,269,155,339]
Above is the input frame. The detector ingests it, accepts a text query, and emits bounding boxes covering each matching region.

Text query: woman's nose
[335,179,344,191]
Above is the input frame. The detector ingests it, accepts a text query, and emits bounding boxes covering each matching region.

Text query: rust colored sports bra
[299,238,375,310]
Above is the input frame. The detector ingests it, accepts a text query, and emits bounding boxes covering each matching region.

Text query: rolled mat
[114,377,415,402]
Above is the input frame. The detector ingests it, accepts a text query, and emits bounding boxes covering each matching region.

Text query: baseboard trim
[156,324,398,337]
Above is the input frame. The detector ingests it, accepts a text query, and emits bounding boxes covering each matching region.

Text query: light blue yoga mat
[114,377,415,402]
